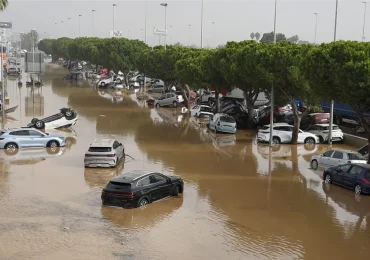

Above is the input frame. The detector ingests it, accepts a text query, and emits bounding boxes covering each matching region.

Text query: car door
[342,165,363,189]
[143,174,167,201]
[330,151,344,167]
[8,130,30,148]
[319,150,334,168]
[153,173,172,198]
[333,164,352,184]
[27,130,45,147]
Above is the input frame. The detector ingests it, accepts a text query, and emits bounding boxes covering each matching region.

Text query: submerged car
[310,149,366,170]
[154,92,184,108]
[257,123,319,145]
[190,105,214,117]
[0,128,66,154]
[27,108,78,130]
[305,124,344,143]
[323,163,370,195]
[101,170,184,208]
[147,84,164,93]
[84,139,125,168]
[208,113,237,134]
[98,71,124,87]
[7,67,20,76]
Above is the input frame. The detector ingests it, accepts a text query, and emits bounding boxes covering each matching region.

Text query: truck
[320,101,370,126]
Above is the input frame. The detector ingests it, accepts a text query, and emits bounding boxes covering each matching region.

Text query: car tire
[64,109,76,120]
[324,174,332,184]
[311,160,318,170]
[101,82,105,87]
[272,137,280,144]
[31,118,38,124]
[173,101,178,107]
[304,137,315,145]
[355,184,362,195]
[4,142,18,155]
[137,197,149,208]
[172,186,179,196]
[34,120,45,130]
[155,103,160,109]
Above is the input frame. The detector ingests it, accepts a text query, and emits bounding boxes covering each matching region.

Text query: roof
[91,139,115,147]
[313,124,338,127]
[111,170,155,183]
[2,127,38,132]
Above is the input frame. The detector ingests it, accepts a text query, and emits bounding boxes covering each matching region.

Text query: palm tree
[255,32,261,42]
[0,0,8,11]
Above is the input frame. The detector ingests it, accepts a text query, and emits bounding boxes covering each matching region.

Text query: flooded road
[1,64,370,260]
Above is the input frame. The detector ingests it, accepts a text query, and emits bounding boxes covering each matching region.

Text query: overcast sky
[0,0,367,47]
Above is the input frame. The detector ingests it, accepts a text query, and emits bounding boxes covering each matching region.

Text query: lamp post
[269,0,278,146]
[212,21,215,47]
[314,13,318,44]
[160,3,168,50]
[68,18,72,37]
[362,1,367,42]
[78,15,82,37]
[201,0,204,48]
[329,0,339,145]
[60,21,63,37]
[113,4,117,38]
[188,24,192,46]
[92,9,96,37]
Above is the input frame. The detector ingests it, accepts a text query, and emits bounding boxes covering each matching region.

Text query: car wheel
[172,186,179,196]
[272,137,280,145]
[34,120,45,129]
[355,184,362,195]
[5,143,18,155]
[173,101,178,107]
[137,198,149,208]
[155,103,160,109]
[324,174,331,184]
[116,78,122,84]
[311,160,318,170]
[31,118,38,124]
[304,137,315,145]
[101,82,105,87]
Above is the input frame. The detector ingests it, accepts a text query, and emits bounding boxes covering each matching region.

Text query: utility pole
[201,0,204,48]
[314,13,318,44]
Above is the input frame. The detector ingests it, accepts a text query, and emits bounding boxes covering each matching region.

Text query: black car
[220,100,248,128]
[101,170,184,208]
[323,163,370,195]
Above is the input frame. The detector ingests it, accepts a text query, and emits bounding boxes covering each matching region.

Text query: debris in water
[100,115,106,117]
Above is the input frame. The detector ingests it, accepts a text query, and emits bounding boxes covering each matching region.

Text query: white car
[190,105,214,117]
[98,71,124,87]
[310,149,367,170]
[84,139,125,168]
[27,108,78,130]
[305,124,344,143]
[257,123,319,145]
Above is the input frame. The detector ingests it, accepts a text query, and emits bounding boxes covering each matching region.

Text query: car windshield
[348,153,364,160]
[200,107,213,113]
[220,116,235,123]
[107,182,132,192]
[88,147,112,152]
[322,125,340,130]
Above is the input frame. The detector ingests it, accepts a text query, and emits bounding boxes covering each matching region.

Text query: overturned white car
[27,108,78,130]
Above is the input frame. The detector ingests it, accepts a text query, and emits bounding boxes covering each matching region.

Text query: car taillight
[347,161,352,164]
[107,154,115,157]
[362,178,370,185]
[0,138,4,140]
[121,193,135,198]
[234,123,237,128]
[217,121,220,126]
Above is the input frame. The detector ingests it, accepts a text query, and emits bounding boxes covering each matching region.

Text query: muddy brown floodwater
[1,64,370,260]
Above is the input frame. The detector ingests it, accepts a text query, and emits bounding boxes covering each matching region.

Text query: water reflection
[101,196,183,230]
[0,147,66,165]
[84,160,125,190]
[25,87,44,117]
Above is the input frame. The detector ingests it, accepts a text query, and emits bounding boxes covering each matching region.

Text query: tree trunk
[244,91,259,129]
[183,84,191,110]
[124,74,129,88]
[291,100,301,145]
[215,90,220,113]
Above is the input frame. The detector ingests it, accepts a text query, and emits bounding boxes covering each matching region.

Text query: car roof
[91,139,115,147]
[111,170,156,183]
[263,123,290,127]
[2,127,40,132]
[313,124,338,127]
[327,149,359,153]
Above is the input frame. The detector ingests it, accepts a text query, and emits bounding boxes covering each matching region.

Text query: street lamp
[314,13,318,44]
[92,9,96,37]
[188,24,192,46]
[212,21,215,47]
[78,15,82,37]
[362,1,367,42]
[269,0,278,146]
[68,17,72,37]
[160,3,168,50]
[113,4,117,38]
[201,0,204,48]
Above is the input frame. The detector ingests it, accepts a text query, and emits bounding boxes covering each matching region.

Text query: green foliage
[260,32,286,44]
[0,0,8,11]
[38,39,55,55]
